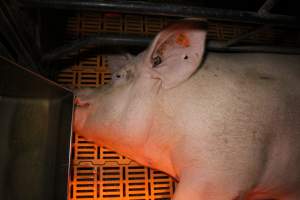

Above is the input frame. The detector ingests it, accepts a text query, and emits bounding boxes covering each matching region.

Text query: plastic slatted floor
[68,135,176,200]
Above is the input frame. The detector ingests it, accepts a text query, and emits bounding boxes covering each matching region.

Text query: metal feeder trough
[0,57,73,200]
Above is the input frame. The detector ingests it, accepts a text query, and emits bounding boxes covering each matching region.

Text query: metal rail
[41,33,300,64]
[22,0,300,28]
[41,33,151,63]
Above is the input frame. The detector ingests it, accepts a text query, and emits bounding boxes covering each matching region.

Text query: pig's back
[162,52,300,198]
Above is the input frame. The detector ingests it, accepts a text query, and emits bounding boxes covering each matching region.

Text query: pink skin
[74,20,300,200]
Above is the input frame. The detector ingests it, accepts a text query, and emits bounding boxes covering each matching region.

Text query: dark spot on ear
[184,55,188,60]
[153,56,162,67]
[223,138,228,144]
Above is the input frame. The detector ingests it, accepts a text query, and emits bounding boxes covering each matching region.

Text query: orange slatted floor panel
[68,135,176,200]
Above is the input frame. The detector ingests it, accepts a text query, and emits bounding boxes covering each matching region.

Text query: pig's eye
[113,74,120,79]
[184,55,188,60]
[153,56,162,67]
[112,73,122,82]
[112,69,133,85]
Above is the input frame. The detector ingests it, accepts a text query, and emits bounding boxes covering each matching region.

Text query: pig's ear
[106,53,133,73]
[146,20,207,89]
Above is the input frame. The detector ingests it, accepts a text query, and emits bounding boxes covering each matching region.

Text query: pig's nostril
[74,97,80,105]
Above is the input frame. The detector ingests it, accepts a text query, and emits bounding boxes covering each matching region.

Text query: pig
[73,20,300,200]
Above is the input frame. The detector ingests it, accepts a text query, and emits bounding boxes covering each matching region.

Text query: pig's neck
[143,57,226,179]
[121,78,181,178]
[141,102,183,179]
[87,77,180,179]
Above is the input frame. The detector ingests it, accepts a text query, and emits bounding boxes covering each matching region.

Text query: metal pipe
[207,41,300,54]
[41,33,300,64]
[41,33,151,63]
[22,0,299,28]
[258,0,280,16]
[222,25,271,48]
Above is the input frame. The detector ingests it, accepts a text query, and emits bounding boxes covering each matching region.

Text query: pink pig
[74,20,300,200]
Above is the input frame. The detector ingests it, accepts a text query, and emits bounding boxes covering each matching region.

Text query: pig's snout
[73,88,94,133]
[74,95,91,107]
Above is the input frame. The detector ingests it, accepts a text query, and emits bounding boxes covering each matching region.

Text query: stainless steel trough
[0,56,73,200]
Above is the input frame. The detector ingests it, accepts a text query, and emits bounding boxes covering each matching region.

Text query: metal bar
[41,33,300,64]
[0,2,35,67]
[41,33,151,63]
[258,0,280,16]
[0,0,40,70]
[22,0,299,28]
[222,25,270,48]
[208,41,300,54]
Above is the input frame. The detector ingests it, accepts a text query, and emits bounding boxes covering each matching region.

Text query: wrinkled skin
[74,21,300,200]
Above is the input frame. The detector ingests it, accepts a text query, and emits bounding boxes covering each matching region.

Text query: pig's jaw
[112,76,183,178]
[135,99,183,180]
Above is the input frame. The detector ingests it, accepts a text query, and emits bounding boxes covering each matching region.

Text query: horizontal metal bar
[208,41,300,54]
[41,33,300,64]
[22,0,300,28]
[41,33,151,62]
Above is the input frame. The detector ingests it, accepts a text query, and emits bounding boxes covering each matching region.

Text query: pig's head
[73,20,207,150]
